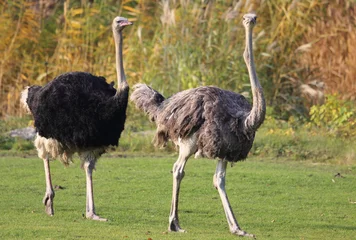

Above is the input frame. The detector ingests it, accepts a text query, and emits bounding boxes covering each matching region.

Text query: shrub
[309,94,356,138]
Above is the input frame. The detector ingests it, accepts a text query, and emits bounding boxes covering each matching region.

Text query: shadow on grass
[314,223,356,231]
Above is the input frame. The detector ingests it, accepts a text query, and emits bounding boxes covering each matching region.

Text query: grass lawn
[0,155,355,240]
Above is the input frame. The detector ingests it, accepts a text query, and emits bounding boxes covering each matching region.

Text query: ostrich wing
[155,86,251,147]
[31,72,122,148]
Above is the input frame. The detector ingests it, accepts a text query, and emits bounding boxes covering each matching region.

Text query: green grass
[0,156,356,240]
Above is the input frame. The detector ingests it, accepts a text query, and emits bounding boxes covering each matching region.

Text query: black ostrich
[130,13,264,237]
[21,17,132,221]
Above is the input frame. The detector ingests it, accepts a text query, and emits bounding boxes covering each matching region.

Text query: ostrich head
[242,13,257,29]
[112,16,133,32]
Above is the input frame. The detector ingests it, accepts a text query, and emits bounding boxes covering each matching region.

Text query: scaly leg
[168,149,191,232]
[213,160,255,238]
[83,159,107,221]
[42,155,55,216]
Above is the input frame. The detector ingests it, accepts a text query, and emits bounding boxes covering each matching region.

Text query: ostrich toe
[168,219,186,233]
[86,213,108,222]
[231,229,255,238]
[42,192,54,216]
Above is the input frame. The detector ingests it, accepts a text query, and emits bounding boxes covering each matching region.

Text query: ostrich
[130,13,264,237]
[20,17,132,221]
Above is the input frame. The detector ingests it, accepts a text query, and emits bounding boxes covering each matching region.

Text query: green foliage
[1,114,355,164]
[0,117,32,151]
[11,138,34,151]
[0,116,31,132]
[114,129,175,154]
[252,115,356,164]
[0,136,34,151]
[0,135,14,150]
[309,94,356,138]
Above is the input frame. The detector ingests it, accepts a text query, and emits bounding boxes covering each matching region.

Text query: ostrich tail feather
[130,84,165,122]
[21,85,42,114]
[20,87,31,113]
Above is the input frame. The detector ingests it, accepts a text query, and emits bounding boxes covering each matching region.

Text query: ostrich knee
[173,167,185,180]
[213,170,225,190]
[172,160,186,181]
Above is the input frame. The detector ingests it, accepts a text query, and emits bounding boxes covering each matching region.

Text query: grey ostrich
[20,17,132,221]
[130,13,264,237]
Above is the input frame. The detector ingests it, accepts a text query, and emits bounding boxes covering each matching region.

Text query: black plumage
[21,16,132,221]
[27,72,128,149]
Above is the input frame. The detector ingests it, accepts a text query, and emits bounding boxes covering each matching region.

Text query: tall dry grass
[0,0,136,117]
[0,1,41,117]
[0,0,355,123]
[297,0,356,101]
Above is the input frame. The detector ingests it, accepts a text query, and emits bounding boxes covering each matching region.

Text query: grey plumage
[131,13,264,238]
[131,85,255,161]
[130,84,165,123]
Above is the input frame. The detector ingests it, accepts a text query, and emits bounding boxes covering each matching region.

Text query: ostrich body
[21,17,132,221]
[130,13,264,237]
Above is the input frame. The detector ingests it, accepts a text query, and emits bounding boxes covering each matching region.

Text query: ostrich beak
[119,20,133,27]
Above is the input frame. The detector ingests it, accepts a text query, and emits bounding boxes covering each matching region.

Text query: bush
[0,136,15,150]
[11,138,34,151]
[309,94,356,138]
[251,112,355,164]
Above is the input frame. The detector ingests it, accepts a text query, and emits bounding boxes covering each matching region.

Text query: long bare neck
[243,26,266,131]
[113,30,128,92]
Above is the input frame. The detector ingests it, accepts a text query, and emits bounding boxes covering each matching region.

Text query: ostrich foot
[168,219,186,233]
[231,229,255,238]
[86,213,108,222]
[42,192,54,216]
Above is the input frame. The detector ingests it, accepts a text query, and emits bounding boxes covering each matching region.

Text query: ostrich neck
[243,27,266,131]
[114,31,127,91]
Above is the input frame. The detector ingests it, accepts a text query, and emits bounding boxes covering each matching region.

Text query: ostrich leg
[214,160,255,238]
[168,146,192,232]
[83,157,107,221]
[42,154,55,216]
